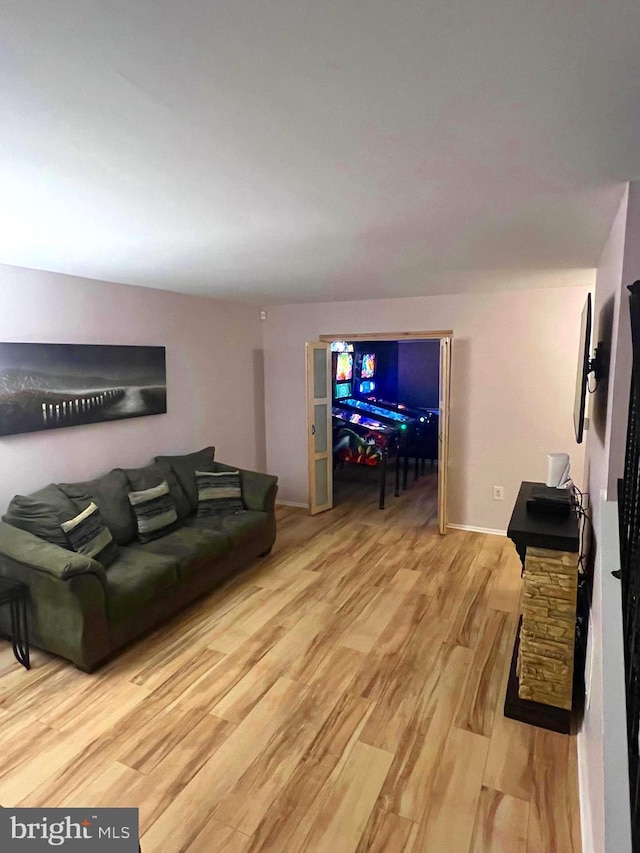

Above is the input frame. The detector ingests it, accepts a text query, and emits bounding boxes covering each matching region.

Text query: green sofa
[0,447,278,671]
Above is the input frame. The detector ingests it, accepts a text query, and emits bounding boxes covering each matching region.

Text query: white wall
[0,264,266,509]
[581,182,640,853]
[612,184,640,490]
[586,188,629,514]
[579,188,629,853]
[599,499,632,853]
[263,274,592,530]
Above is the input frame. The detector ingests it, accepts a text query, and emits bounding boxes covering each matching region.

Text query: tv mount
[589,342,605,383]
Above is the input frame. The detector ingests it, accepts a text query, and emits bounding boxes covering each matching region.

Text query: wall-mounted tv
[360,353,376,379]
[574,293,592,444]
[336,352,353,382]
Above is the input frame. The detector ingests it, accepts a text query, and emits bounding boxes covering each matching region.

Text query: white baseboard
[447,523,506,536]
[276,500,309,509]
[577,729,595,853]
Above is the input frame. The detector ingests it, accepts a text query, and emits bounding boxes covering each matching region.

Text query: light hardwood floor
[0,470,581,852]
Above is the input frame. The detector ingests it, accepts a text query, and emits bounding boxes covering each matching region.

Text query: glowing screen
[360,354,376,379]
[336,352,353,382]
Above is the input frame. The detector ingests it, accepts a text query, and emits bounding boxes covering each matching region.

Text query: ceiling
[1,1,639,303]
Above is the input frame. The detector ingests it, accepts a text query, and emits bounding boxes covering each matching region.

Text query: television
[360,353,376,379]
[335,381,351,399]
[574,293,592,444]
[336,352,353,382]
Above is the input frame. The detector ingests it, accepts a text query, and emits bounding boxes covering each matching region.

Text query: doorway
[306,331,452,534]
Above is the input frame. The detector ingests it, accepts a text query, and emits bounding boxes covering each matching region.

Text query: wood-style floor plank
[2,681,150,806]
[338,569,419,653]
[188,817,250,853]
[204,575,318,654]
[453,608,514,737]
[127,713,236,834]
[245,748,339,852]
[61,761,144,810]
[470,787,530,853]
[212,681,342,836]
[412,727,490,853]
[356,807,416,853]
[297,740,394,853]
[303,691,376,780]
[210,601,332,722]
[358,613,449,753]
[142,677,308,851]
[483,714,534,801]
[377,643,472,822]
[0,470,581,852]
[526,729,582,853]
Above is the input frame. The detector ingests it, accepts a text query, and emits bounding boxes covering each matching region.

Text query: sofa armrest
[0,521,111,670]
[0,521,106,583]
[242,470,278,514]
[212,463,278,514]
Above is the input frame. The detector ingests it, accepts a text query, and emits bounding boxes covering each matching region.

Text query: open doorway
[306,331,452,534]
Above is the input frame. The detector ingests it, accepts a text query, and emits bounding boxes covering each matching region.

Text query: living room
[1,2,640,852]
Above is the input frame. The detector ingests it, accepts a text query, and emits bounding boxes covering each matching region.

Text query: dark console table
[0,577,30,670]
[505,481,579,733]
[507,481,579,565]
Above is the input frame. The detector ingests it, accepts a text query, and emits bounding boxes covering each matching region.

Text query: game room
[317,333,447,529]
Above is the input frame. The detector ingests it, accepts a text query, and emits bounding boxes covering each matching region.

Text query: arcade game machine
[331,350,400,509]
[338,353,417,488]
[364,401,438,472]
[357,352,439,473]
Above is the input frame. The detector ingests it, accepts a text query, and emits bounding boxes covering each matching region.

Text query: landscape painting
[0,343,167,436]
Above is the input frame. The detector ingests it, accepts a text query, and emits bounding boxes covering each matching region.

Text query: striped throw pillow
[128,480,178,542]
[196,470,244,516]
[61,501,117,567]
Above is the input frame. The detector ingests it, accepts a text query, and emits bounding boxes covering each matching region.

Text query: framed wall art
[0,343,167,436]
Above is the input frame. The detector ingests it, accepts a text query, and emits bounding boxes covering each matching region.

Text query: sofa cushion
[187,510,270,550]
[3,484,79,548]
[212,462,278,513]
[58,469,136,545]
[61,502,118,568]
[128,527,231,579]
[128,481,179,543]
[196,470,243,516]
[124,464,191,520]
[154,447,216,511]
[104,548,179,623]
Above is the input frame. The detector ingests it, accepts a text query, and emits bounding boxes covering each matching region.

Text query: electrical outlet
[493,485,504,501]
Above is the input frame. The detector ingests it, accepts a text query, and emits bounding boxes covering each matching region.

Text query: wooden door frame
[320,331,452,342]
[305,342,333,515]
[318,330,453,533]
